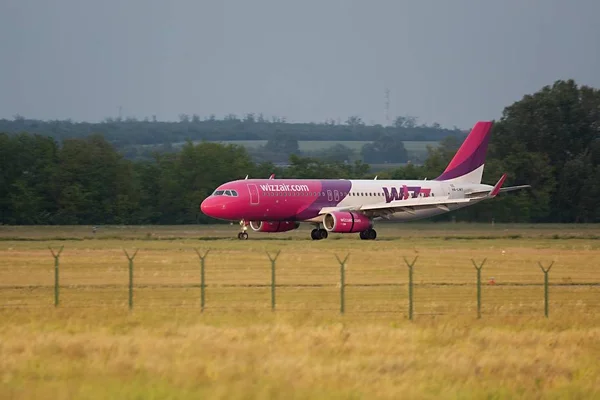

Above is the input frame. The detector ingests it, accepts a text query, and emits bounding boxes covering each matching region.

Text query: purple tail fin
[435,121,493,183]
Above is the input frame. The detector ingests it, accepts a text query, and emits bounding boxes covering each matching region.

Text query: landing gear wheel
[310,228,329,240]
[237,219,249,240]
[310,229,319,240]
[360,229,377,240]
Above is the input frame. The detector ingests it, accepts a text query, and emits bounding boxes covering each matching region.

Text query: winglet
[269,174,275,179]
[490,174,507,197]
[245,175,248,180]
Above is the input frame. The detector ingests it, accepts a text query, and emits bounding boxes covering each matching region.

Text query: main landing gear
[237,220,249,240]
[359,228,377,240]
[311,228,328,240]
[309,227,377,240]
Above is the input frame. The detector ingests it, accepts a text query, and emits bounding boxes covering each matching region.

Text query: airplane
[200,121,530,240]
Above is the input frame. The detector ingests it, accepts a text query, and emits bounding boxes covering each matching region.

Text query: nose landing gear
[237,220,249,240]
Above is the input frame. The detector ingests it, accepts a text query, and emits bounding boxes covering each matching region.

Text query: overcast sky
[1,0,599,129]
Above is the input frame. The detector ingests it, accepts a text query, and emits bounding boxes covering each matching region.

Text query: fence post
[403,256,418,320]
[49,246,64,307]
[471,258,486,319]
[538,261,554,318]
[335,254,349,314]
[123,249,138,311]
[266,251,281,311]
[194,249,210,312]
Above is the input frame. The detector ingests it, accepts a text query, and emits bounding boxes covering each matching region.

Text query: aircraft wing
[317,175,530,220]
[318,196,474,219]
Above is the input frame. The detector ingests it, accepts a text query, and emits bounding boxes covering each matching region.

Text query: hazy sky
[1,0,599,129]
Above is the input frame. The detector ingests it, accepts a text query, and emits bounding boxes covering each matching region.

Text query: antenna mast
[385,88,390,126]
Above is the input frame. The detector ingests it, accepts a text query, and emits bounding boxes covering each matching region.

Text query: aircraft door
[327,190,333,201]
[247,184,259,205]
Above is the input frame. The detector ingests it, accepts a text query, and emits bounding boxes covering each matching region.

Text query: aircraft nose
[200,197,214,216]
[200,196,228,219]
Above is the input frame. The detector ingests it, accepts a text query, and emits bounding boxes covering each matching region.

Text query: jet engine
[249,221,300,232]
[323,211,372,233]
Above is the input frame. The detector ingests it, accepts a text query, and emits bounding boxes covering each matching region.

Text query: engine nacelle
[249,220,300,233]
[323,211,372,233]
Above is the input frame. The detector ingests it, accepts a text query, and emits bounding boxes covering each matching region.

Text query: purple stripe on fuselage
[295,180,352,220]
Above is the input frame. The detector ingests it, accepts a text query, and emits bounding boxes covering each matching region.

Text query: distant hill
[1,116,465,164]
[0,116,466,147]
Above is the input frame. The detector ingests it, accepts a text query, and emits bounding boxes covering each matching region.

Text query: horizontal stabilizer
[497,185,531,193]
[465,173,531,198]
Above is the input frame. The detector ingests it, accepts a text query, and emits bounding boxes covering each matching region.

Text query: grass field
[1,223,599,399]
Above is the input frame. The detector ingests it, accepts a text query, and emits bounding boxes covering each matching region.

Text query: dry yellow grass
[1,224,599,399]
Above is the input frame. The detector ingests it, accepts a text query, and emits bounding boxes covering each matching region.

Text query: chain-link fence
[2,247,599,318]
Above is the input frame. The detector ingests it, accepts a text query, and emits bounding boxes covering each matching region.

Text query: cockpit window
[213,189,239,197]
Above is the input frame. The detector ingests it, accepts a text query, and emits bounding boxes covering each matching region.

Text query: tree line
[0,114,463,148]
[0,133,371,225]
[1,79,598,225]
[1,113,462,165]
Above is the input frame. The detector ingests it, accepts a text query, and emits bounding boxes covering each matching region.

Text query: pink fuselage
[200,178,451,223]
